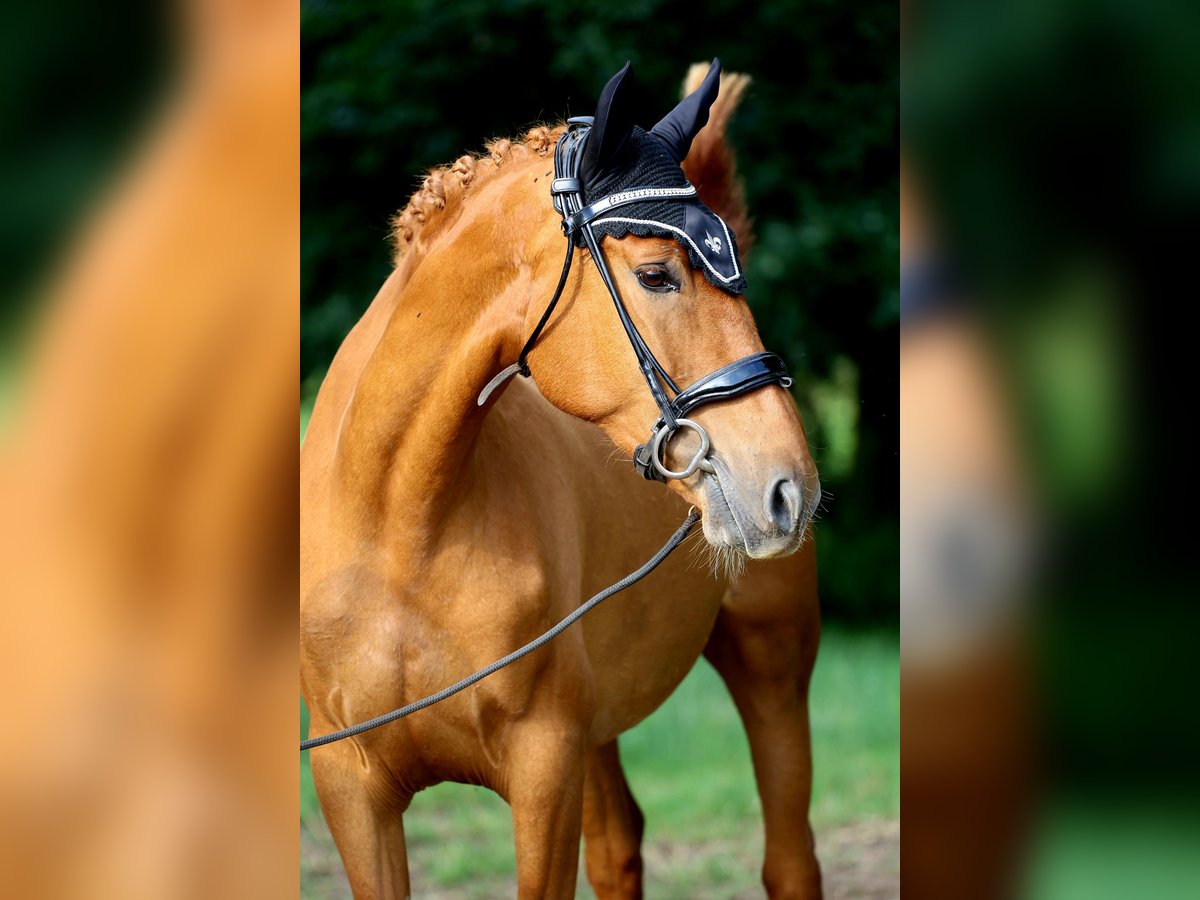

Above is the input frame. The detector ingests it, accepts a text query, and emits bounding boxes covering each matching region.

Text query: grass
[301,626,898,896]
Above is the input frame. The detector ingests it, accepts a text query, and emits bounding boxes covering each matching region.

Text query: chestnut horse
[301,63,823,898]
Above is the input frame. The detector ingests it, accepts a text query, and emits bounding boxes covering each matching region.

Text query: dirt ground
[301,816,899,899]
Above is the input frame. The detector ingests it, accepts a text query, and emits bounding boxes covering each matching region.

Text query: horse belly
[581,565,726,745]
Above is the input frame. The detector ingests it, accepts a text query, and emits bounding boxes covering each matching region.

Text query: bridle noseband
[479,118,793,482]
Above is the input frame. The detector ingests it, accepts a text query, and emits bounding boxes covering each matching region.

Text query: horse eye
[635,265,678,293]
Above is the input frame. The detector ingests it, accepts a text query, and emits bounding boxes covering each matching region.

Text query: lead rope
[301,509,700,751]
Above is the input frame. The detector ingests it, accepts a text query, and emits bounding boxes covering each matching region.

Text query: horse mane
[389,64,753,264]
[390,124,564,263]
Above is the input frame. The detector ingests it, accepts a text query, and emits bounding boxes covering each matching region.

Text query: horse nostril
[766,477,802,534]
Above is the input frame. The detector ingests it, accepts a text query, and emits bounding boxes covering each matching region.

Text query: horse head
[518,61,821,560]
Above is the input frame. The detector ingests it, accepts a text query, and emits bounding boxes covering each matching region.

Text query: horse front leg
[308,730,411,900]
[703,541,823,900]
[503,717,587,899]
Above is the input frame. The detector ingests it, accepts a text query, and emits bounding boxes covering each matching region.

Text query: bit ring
[650,418,715,480]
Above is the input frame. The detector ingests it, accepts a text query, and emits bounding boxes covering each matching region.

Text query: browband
[561,184,699,234]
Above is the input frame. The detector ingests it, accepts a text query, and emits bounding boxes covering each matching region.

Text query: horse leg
[581,739,645,899]
[309,738,410,900]
[703,541,823,900]
[504,719,587,899]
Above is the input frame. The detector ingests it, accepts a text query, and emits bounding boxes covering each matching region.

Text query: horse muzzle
[699,456,820,559]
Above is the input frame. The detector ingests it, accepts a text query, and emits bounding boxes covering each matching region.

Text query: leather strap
[667,351,791,421]
[555,125,681,426]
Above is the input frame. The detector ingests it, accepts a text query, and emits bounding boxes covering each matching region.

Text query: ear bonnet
[575,59,747,295]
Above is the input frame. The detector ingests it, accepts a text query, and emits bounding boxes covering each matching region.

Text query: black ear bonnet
[575,59,747,295]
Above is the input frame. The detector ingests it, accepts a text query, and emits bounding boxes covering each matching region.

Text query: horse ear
[650,58,722,162]
[580,62,637,182]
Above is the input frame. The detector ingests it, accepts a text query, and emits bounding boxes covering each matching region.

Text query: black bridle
[479,118,792,481]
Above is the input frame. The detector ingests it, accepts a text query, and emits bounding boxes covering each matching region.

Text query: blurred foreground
[0,0,297,897]
[903,0,1200,897]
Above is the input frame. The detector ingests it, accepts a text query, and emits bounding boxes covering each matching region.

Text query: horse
[301,60,823,899]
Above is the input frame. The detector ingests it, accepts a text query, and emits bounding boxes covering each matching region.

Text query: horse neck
[333,168,556,547]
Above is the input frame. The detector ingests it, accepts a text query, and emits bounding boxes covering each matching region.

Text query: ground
[301,627,899,898]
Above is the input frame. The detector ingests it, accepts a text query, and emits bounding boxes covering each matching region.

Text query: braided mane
[390,124,565,263]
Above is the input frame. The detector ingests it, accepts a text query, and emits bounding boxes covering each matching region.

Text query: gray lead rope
[301,510,700,751]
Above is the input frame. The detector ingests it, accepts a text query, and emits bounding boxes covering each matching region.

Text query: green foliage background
[302,0,898,623]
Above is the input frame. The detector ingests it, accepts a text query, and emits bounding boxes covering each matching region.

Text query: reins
[300,510,699,751]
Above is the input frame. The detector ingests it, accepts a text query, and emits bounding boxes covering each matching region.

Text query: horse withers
[301,60,823,899]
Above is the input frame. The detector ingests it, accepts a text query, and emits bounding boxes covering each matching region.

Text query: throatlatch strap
[517,238,575,375]
[477,238,575,407]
